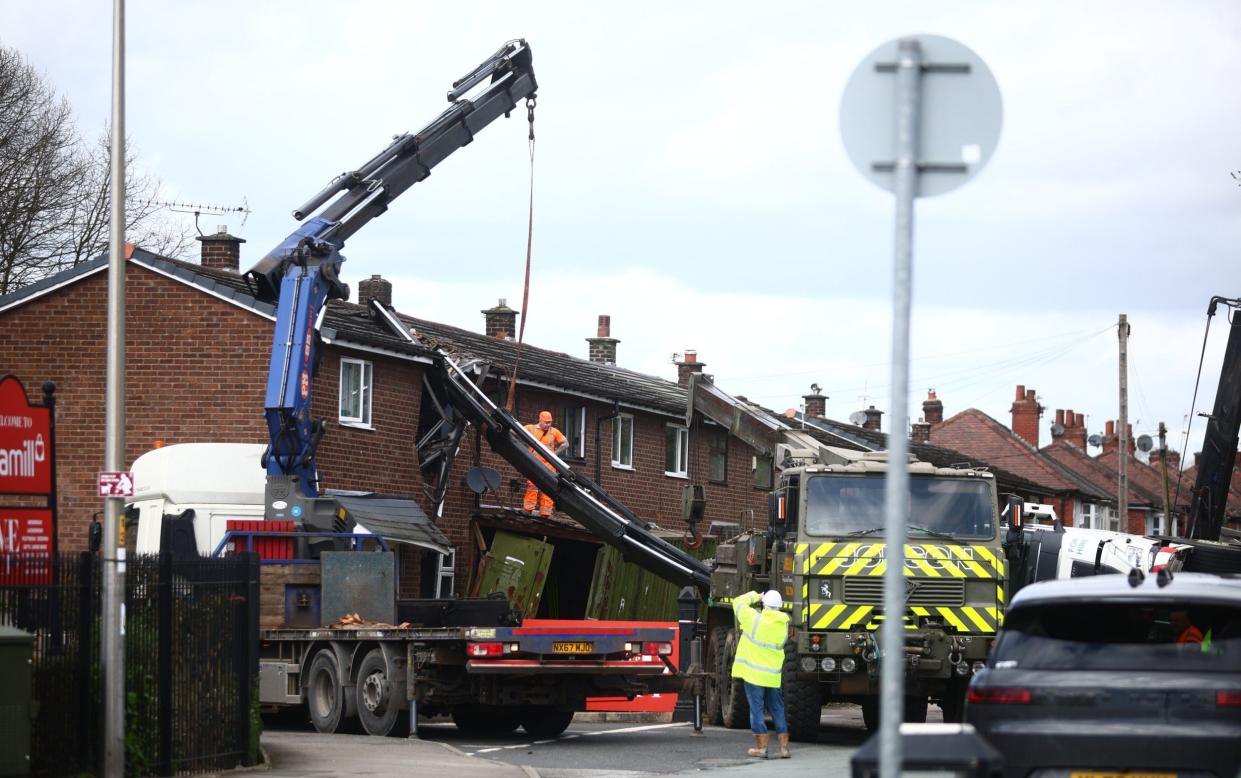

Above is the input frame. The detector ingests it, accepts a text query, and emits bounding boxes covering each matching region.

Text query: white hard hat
[761,590,783,609]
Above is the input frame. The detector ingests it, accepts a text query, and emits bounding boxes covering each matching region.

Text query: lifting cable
[504,97,537,413]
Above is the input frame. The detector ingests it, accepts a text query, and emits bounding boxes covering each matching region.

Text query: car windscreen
[803,475,994,539]
[992,601,1241,672]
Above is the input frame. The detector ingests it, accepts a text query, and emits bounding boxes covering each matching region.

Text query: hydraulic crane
[1188,295,1241,540]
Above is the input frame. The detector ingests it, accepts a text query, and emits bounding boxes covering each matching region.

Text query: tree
[0,46,191,296]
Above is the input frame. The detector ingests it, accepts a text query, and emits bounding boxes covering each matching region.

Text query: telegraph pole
[1158,422,1173,535]
[1117,314,1129,529]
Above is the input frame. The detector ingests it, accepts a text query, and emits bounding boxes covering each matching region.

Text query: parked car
[966,571,1241,778]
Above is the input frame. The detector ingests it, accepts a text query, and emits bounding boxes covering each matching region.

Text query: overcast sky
[5,1,1238,467]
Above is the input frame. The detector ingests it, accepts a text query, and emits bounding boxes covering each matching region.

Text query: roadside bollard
[689,637,704,735]
[673,586,700,725]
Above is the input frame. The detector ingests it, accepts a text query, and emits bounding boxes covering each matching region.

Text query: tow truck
[130,41,708,738]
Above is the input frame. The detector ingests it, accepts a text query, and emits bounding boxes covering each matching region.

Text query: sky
[4,1,1238,467]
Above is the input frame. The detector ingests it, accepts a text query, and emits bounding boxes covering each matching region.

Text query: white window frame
[665,424,689,478]
[611,413,634,469]
[339,357,373,428]
[435,550,455,598]
[1078,500,1100,530]
[563,406,586,460]
[1145,511,1166,537]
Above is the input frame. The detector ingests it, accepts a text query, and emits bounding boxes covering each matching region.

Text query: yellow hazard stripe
[960,606,993,633]
[936,607,970,632]
[839,606,873,629]
[813,603,847,629]
[843,544,883,576]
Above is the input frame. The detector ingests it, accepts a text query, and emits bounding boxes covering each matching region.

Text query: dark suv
[966,571,1241,778]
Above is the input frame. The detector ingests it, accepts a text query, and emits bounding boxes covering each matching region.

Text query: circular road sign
[840,34,1002,197]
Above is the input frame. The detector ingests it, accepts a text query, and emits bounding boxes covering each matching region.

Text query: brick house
[0,236,771,607]
[925,387,1111,527]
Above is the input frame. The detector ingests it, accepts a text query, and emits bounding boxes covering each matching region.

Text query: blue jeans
[743,681,787,735]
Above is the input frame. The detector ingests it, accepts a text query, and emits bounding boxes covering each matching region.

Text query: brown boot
[777,732,791,758]
[747,733,769,758]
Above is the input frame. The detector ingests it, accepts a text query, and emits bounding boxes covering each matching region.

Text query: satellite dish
[1087,434,1103,448]
[849,411,868,426]
[1051,423,1066,437]
[1136,434,1154,453]
[464,466,501,495]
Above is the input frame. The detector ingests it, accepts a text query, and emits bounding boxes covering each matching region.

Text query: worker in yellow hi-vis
[523,410,567,516]
[731,590,791,759]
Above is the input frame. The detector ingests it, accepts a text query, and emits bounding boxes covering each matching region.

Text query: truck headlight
[840,657,857,673]
[820,657,837,672]
[800,657,817,673]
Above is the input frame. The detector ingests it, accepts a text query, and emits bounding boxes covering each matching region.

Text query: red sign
[0,508,53,584]
[98,471,135,497]
[0,376,51,495]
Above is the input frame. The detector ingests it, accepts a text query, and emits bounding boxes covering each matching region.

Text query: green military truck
[687,377,1005,741]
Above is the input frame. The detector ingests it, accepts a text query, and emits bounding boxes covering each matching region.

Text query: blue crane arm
[242,40,537,493]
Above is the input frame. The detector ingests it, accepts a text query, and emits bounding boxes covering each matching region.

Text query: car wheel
[719,629,751,729]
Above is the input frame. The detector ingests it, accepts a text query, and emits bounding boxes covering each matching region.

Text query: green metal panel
[0,627,32,776]
[474,530,554,617]
[586,537,718,621]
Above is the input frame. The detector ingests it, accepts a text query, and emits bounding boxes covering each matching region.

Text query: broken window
[339,357,373,427]
[612,413,634,469]
[665,425,689,477]
[708,426,728,484]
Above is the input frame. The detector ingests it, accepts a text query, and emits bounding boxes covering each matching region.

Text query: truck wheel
[937,680,968,723]
[782,645,821,742]
[307,649,348,734]
[861,698,878,732]
[356,649,402,736]
[520,707,575,739]
[702,627,726,726]
[451,706,521,735]
[719,629,750,729]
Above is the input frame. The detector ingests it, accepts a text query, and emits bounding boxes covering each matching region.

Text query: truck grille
[843,578,965,606]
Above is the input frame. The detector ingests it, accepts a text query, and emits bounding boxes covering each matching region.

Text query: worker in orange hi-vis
[523,410,568,516]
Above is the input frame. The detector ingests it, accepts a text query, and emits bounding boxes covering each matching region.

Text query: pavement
[255,730,538,778]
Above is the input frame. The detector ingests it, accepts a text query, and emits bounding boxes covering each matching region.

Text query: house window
[612,413,634,469]
[558,405,586,460]
[436,550,455,598]
[753,453,773,490]
[339,358,373,426]
[1105,505,1120,532]
[1145,512,1166,536]
[708,427,728,484]
[665,425,689,478]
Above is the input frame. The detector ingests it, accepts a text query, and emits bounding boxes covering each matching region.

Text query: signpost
[839,34,1002,778]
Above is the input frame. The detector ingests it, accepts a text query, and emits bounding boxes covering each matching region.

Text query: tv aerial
[147,198,252,235]
[1136,434,1154,453]
[1087,433,1103,448]
[849,411,868,426]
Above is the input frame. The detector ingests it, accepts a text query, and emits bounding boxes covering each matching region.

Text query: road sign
[840,34,1003,197]
[98,471,134,497]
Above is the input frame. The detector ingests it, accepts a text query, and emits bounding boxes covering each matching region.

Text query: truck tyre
[937,680,968,723]
[451,706,521,735]
[782,644,821,742]
[861,698,878,733]
[719,629,750,729]
[307,649,349,734]
[520,707,575,739]
[702,627,726,726]
[356,649,402,736]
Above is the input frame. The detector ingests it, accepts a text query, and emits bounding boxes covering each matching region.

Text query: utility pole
[1117,314,1129,530]
[1158,422,1173,535]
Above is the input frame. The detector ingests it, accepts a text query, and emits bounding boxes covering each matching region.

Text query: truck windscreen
[804,476,994,539]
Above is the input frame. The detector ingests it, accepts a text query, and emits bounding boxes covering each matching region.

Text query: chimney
[1010,385,1042,447]
[586,314,620,365]
[911,419,931,445]
[1150,448,1181,472]
[196,225,245,273]
[482,299,519,340]
[803,385,827,419]
[357,274,392,307]
[1102,419,1118,455]
[862,405,883,432]
[1073,412,1087,448]
[922,389,944,425]
[676,350,705,386]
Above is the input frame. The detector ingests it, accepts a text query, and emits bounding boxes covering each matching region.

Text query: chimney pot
[1055,409,1065,427]
[675,351,705,386]
[1016,385,1025,400]
[1011,384,1040,447]
[922,389,944,426]
[586,314,620,365]
[862,405,883,432]
[597,315,611,338]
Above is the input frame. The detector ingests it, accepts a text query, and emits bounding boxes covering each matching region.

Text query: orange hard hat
[538,411,553,422]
